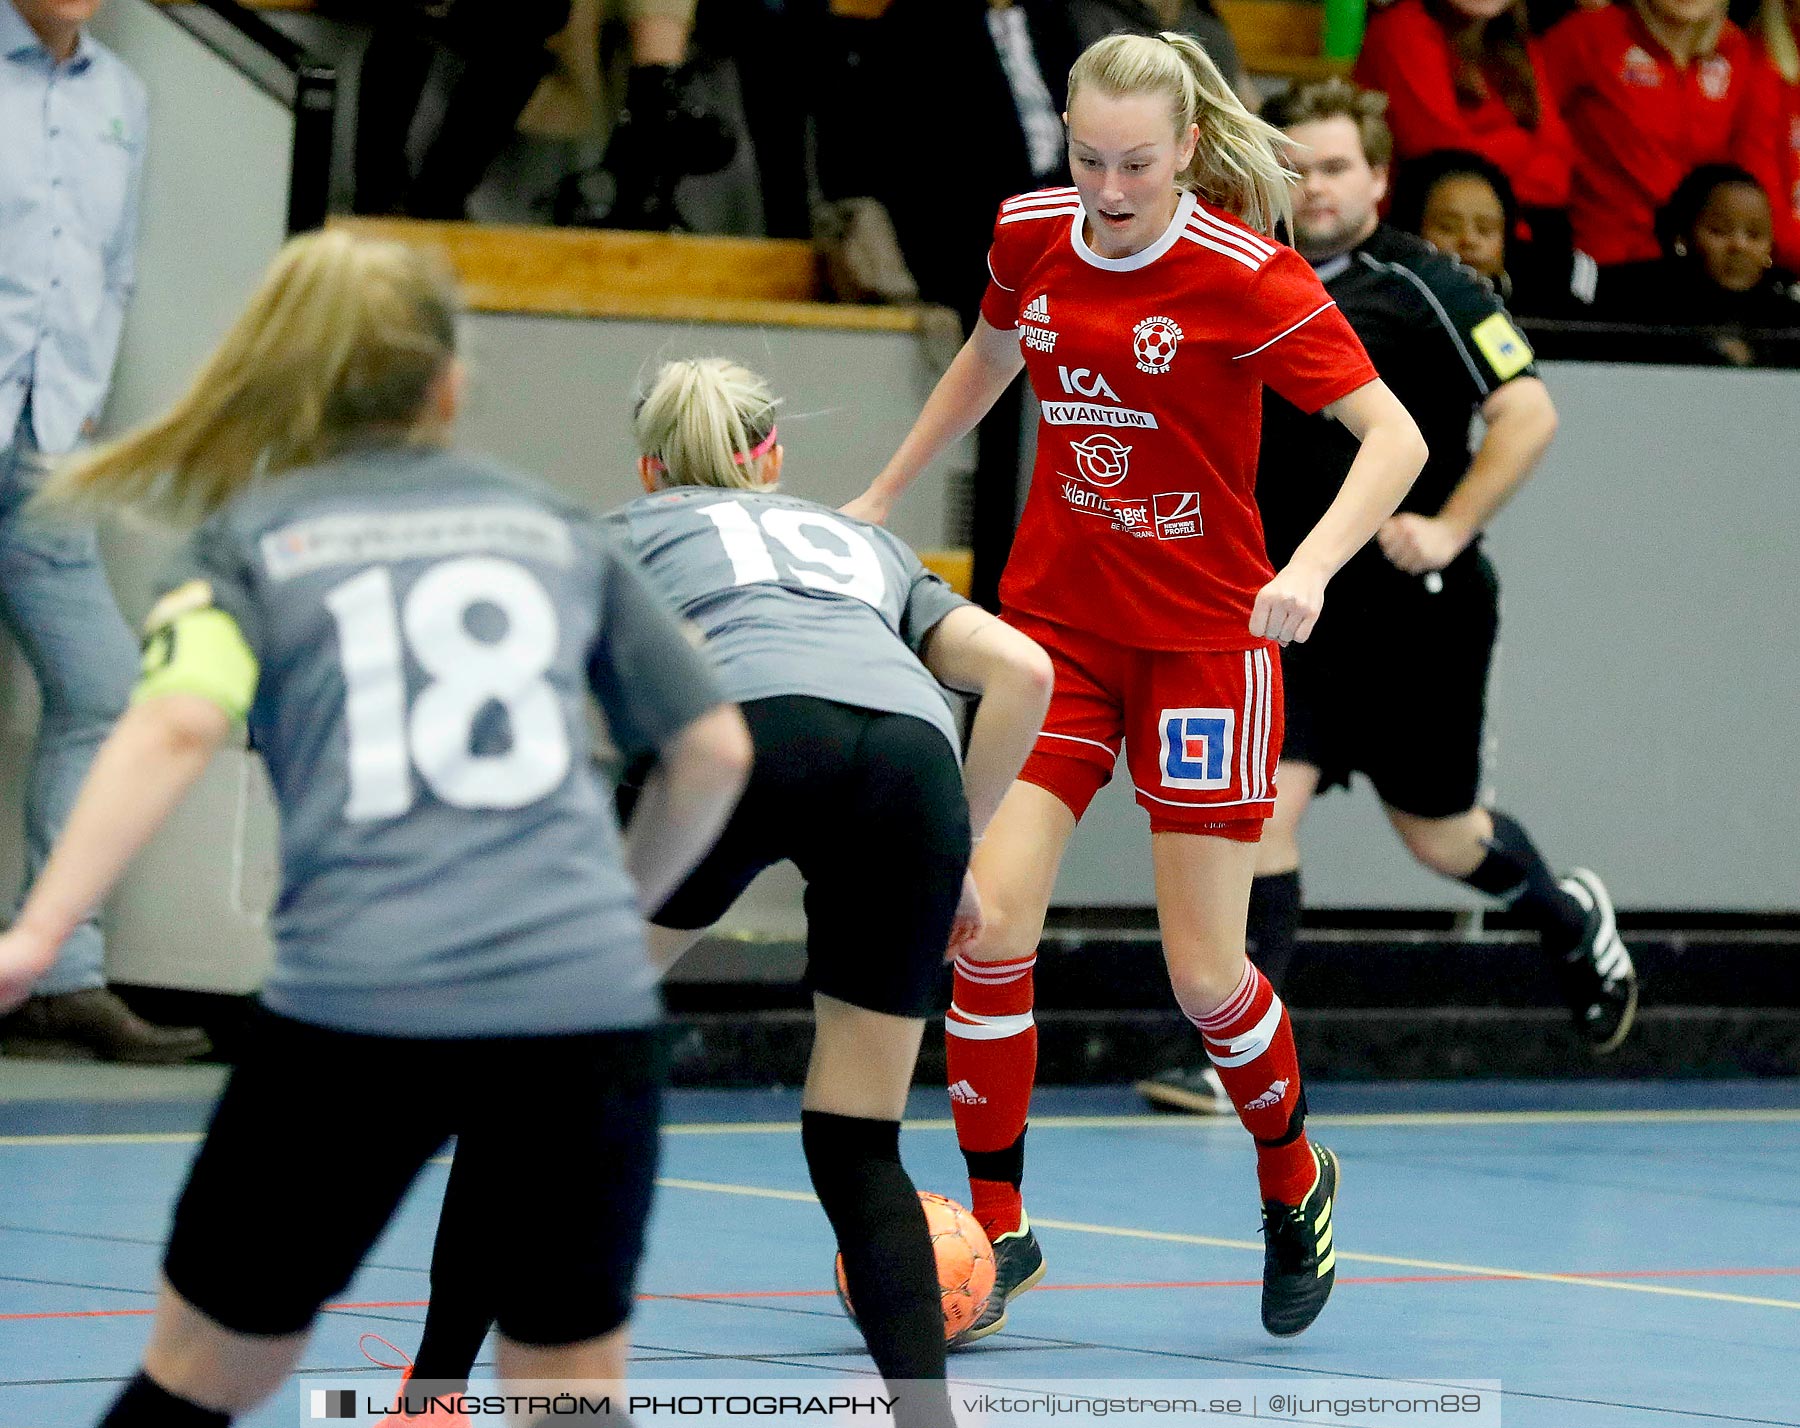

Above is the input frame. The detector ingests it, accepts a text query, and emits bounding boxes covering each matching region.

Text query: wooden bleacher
[330,218,932,333]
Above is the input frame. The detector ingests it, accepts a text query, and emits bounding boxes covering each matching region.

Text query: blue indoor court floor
[3,1071,1797,1427]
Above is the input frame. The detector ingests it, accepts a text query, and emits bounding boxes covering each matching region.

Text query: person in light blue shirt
[0,0,207,1060]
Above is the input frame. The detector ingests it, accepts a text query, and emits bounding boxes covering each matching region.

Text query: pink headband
[645,424,778,474]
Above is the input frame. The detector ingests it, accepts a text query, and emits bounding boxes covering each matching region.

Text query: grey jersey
[156,446,724,1038]
[606,487,969,752]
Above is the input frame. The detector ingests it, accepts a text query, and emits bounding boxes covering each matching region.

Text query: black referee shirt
[1257,224,1538,595]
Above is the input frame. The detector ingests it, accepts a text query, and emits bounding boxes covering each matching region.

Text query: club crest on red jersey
[1067,433,1133,488]
[1620,45,1661,88]
[1133,315,1184,374]
[1698,55,1731,102]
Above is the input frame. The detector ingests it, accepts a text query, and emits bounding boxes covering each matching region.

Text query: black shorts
[628,695,969,1019]
[164,1008,662,1342]
[1282,550,1499,819]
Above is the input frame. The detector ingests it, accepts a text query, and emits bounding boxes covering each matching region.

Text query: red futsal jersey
[1542,7,1783,267]
[980,187,1377,652]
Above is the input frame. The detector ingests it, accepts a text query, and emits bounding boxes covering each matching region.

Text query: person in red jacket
[1355,0,1575,212]
[1756,0,1800,270]
[1542,0,1783,267]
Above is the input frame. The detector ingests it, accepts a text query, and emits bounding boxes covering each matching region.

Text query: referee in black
[1141,79,1637,1114]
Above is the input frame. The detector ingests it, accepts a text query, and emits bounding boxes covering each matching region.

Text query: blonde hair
[1761,0,1799,84]
[44,228,458,522]
[1066,31,1296,235]
[634,358,780,493]
[1265,76,1395,170]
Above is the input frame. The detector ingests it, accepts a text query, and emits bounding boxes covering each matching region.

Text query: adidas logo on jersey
[1022,293,1051,324]
[948,1079,988,1106]
[1245,1079,1290,1112]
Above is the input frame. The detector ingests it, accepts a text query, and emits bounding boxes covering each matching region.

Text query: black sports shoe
[1260,1144,1339,1337]
[1136,1063,1234,1115]
[551,66,736,232]
[952,1215,1045,1347]
[1557,868,1638,1054]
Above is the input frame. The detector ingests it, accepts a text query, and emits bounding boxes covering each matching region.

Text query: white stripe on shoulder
[1184,221,1269,267]
[1190,202,1277,258]
[1180,230,1263,271]
[1002,186,1079,212]
[1231,300,1338,361]
[1187,208,1277,262]
[1000,204,1083,225]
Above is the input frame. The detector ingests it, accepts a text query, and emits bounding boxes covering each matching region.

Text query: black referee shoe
[1558,868,1638,1054]
[1261,1144,1339,1337]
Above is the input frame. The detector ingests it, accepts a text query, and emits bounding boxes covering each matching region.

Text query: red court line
[6,1267,1798,1324]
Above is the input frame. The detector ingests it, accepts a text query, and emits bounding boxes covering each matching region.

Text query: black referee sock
[100,1372,231,1427]
[1247,870,1302,993]
[1460,811,1588,953]
[801,1109,953,1425]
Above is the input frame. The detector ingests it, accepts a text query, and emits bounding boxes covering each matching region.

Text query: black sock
[1247,870,1302,993]
[412,1152,497,1399]
[100,1373,231,1427]
[801,1109,953,1427]
[960,1126,1025,1192]
[1460,811,1587,953]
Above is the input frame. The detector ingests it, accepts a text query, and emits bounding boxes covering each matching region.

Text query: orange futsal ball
[834,1191,998,1341]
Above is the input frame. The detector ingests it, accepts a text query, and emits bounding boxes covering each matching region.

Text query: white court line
[650,1178,1800,1312]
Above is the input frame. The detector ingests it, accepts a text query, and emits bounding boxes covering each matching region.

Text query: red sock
[1189,962,1315,1205]
[945,952,1037,1238]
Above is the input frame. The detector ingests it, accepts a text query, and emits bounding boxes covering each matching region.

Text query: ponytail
[633,358,780,492]
[44,229,458,523]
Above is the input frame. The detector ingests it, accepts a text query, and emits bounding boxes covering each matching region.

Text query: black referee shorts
[1282,550,1500,819]
[632,695,970,1019]
[164,1008,662,1343]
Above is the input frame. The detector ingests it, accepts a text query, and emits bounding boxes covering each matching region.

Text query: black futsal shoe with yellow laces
[1260,1144,1339,1337]
[953,1215,1046,1347]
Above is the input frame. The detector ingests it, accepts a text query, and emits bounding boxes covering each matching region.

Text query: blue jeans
[0,409,138,993]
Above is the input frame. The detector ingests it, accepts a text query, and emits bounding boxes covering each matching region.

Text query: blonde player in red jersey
[845,31,1428,1343]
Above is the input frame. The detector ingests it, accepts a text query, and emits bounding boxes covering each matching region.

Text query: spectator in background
[1542,0,1782,268]
[1389,147,1590,312]
[851,0,1077,327]
[0,0,210,1061]
[352,0,575,218]
[1355,0,1575,215]
[353,0,733,230]
[1757,0,1800,268]
[1595,162,1800,361]
[1069,0,1262,109]
[1391,148,1517,284]
[834,0,1078,609]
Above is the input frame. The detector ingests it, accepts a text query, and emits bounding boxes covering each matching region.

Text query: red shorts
[1004,609,1282,839]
